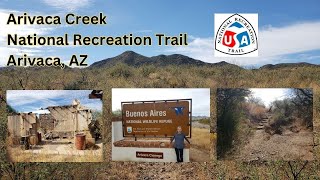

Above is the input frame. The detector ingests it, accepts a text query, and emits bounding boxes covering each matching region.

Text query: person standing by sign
[171,126,190,162]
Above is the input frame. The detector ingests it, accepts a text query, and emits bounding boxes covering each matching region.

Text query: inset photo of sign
[112,88,210,162]
[214,13,258,57]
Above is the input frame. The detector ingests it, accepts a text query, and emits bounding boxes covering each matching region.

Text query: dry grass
[7,145,103,162]
[191,127,210,151]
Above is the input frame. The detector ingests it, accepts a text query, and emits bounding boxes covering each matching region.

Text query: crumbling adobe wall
[39,114,55,133]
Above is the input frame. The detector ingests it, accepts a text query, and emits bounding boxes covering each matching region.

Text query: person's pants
[175,148,184,162]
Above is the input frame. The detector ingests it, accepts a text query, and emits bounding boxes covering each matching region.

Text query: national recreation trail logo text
[214,13,258,57]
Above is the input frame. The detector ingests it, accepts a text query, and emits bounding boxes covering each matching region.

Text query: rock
[290,125,300,133]
[263,135,271,141]
[160,167,165,173]
[256,126,264,130]
[275,129,283,135]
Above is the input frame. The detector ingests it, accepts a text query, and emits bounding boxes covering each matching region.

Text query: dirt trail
[190,146,210,162]
[237,113,314,161]
[135,162,206,179]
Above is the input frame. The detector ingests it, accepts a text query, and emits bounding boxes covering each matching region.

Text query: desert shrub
[291,89,313,128]
[217,109,238,156]
[272,99,295,117]
[140,65,156,77]
[251,106,266,120]
[198,118,210,125]
[112,110,122,117]
[197,68,216,78]
[217,88,250,158]
[271,113,289,126]
[244,103,266,122]
[266,112,292,134]
[63,80,82,90]
[269,89,313,130]
[110,63,133,78]
[6,105,16,114]
[90,111,103,139]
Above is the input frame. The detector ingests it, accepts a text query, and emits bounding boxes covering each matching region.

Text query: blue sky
[249,88,291,107]
[7,90,102,113]
[0,0,319,67]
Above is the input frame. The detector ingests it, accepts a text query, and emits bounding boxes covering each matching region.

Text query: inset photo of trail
[217,88,314,161]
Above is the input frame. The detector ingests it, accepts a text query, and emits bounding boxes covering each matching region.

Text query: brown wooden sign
[122,99,191,137]
[136,151,164,159]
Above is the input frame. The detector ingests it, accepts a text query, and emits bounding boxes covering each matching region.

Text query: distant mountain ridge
[89,51,239,68]
[89,51,319,69]
[0,51,319,70]
[259,62,319,69]
[89,51,206,67]
[192,116,210,120]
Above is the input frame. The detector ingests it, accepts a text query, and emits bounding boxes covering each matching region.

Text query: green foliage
[216,88,250,158]
[0,94,8,160]
[6,105,17,114]
[268,112,292,134]
[63,80,83,90]
[140,65,156,77]
[110,63,133,78]
[291,89,313,127]
[91,111,103,138]
[112,109,122,117]
[269,89,313,132]
[272,99,294,117]
[198,118,210,125]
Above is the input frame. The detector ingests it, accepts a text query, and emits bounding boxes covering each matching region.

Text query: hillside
[260,62,319,69]
[89,51,239,68]
[1,51,318,71]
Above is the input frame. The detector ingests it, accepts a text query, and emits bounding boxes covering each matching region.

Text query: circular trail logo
[127,126,132,133]
[214,13,258,57]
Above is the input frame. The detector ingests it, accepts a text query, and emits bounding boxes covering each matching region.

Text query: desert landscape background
[0,51,320,179]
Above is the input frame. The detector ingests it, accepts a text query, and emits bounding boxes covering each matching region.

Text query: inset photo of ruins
[6,90,103,162]
[217,88,314,161]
